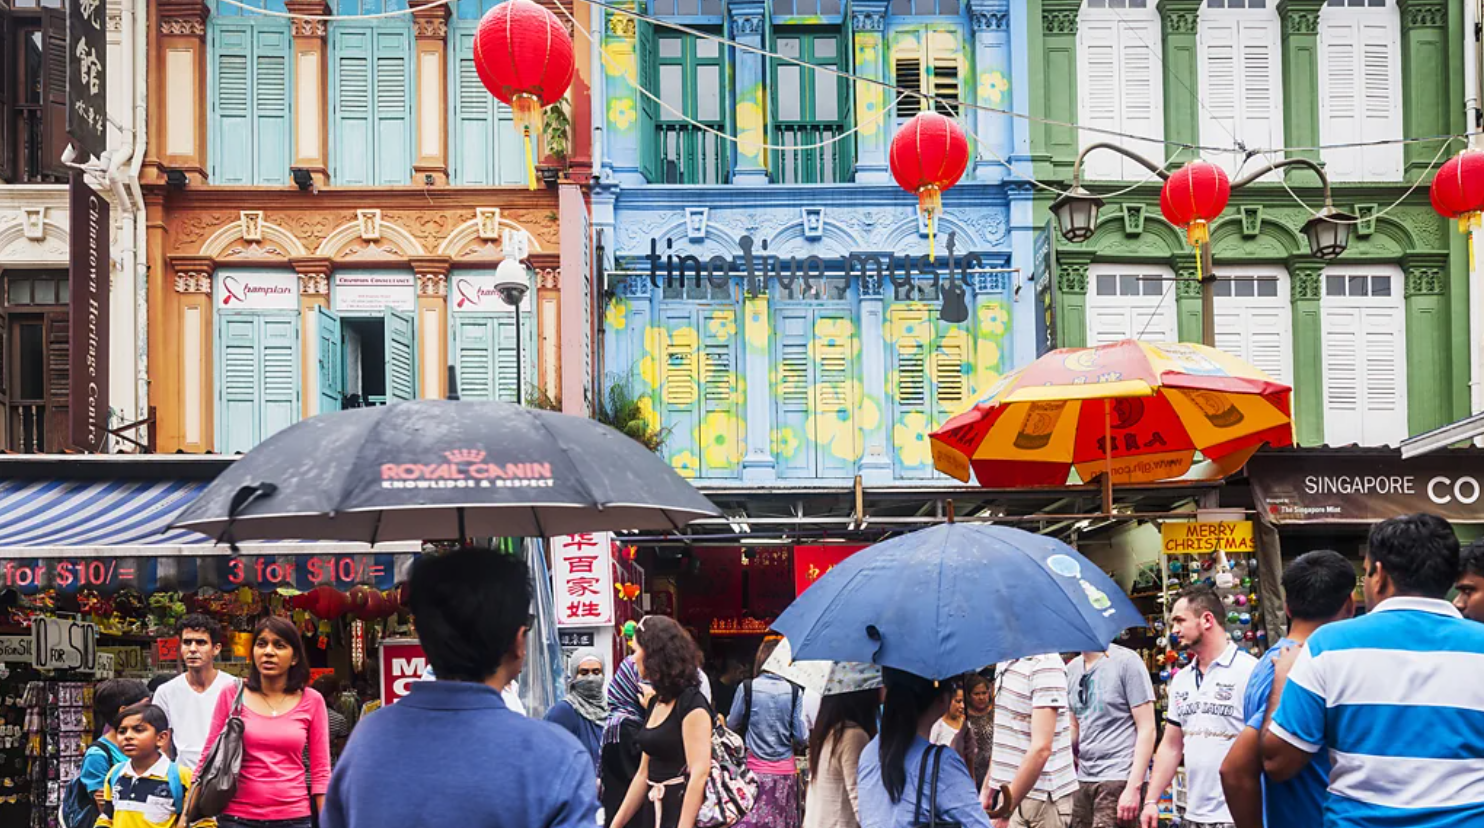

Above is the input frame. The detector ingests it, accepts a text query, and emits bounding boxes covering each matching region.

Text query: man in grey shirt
[1066,644,1158,828]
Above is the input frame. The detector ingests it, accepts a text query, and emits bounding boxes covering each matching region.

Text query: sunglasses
[1077,673,1093,708]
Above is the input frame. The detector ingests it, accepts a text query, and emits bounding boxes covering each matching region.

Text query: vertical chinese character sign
[67,0,108,160]
[552,533,615,628]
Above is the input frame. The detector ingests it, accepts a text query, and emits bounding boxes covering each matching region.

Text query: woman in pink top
[199,615,330,828]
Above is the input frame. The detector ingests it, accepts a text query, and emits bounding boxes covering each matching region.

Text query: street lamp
[1051,142,1354,347]
[494,253,531,405]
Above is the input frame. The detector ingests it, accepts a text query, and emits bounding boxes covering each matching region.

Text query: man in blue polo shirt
[323,547,597,828]
[1262,513,1484,828]
[1219,549,1355,828]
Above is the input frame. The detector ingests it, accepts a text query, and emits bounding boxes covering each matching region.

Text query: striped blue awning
[0,480,417,593]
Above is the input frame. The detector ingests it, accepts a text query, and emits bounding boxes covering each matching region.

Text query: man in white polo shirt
[1140,585,1257,828]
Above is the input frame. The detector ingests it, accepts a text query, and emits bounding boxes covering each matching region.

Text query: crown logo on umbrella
[444,449,487,464]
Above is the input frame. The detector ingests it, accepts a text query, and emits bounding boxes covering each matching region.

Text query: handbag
[695,696,759,828]
[185,681,246,822]
[911,745,963,828]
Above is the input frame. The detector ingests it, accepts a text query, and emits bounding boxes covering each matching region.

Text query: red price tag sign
[154,637,180,665]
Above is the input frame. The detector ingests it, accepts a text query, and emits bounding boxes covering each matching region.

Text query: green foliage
[542,101,572,163]
[595,376,669,453]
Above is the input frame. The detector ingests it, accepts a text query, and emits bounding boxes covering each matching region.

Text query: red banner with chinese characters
[793,545,867,595]
[749,547,796,619]
[552,533,615,627]
[678,547,743,628]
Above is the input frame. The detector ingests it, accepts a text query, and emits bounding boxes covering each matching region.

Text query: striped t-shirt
[1271,596,1484,828]
[989,654,1078,801]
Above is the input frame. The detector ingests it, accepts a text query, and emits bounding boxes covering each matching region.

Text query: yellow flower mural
[811,317,861,360]
[670,450,700,479]
[605,297,628,330]
[744,298,770,351]
[975,340,1003,394]
[977,301,1008,336]
[697,412,745,470]
[708,309,737,342]
[883,306,931,345]
[807,382,880,462]
[736,96,766,160]
[979,71,1010,106]
[636,394,660,431]
[931,328,974,387]
[854,35,878,67]
[609,98,637,131]
[857,81,886,137]
[771,427,801,459]
[894,412,934,467]
[601,40,637,83]
[639,327,670,388]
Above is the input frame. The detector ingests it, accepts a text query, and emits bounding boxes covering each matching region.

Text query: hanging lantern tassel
[1186,219,1210,248]
[513,93,541,191]
[920,185,942,262]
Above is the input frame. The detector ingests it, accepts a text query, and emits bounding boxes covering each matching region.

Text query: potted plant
[539,101,572,185]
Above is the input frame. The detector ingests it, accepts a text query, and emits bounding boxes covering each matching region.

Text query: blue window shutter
[373,28,412,185]
[253,27,292,185]
[384,309,417,401]
[260,316,300,443]
[774,308,812,478]
[453,315,494,400]
[453,31,492,185]
[316,306,342,414]
[699,308,739,475]
[814,309,857,477]
[888,304,932,477]
[212,22,254,185]
[333,27,373,185]
[495,102,522,185]
[660,307,700,471]
[219,315,261,454]
[495,313,523,403]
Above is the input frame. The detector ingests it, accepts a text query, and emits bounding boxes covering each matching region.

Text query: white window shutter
[1361,305,1406,444]
[1090,307,1137,346]
[1319,18,1361,179]
[1238,19,1281,158]
[1359,20,1402,179]
[1120,18,1164,178]
[1079,19,1123,181]
[1200,18,1240,172]
[1322,305,1362,445]
[1320,8,1402,181]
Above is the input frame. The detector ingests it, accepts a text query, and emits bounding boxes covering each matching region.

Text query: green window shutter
[453,315,494,400]
[384,308,417,402]
[333,27,374,185]
[212,23,254,185]
[814,309,857,477]
[774,308,813,478]
[253,27,292,185]
[219,315,261,454]
[374,28,412,185]
[260,316,300,443]
[636,19,661,183]
[316,306,342,414]
[452,31,493,185]
[699,308,739,475]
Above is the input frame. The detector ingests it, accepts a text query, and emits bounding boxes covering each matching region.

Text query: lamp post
[1049,142,1355,347]
[493,252,532,405]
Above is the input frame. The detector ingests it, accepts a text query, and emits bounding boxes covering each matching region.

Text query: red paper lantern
[1430,149,1484,230]
[303,585,349,620]
[889,112,971,260]
[1160,160,1231,246]
[473,0,575,188]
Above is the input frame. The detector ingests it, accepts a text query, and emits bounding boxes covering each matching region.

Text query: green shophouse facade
[1024,0,1470,448]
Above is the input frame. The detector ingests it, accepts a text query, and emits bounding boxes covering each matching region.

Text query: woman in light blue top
[726,638,809,828]
[857,668,991,828]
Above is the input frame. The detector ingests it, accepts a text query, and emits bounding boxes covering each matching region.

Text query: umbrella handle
[217,483,280,553]
[985,784,1015,819]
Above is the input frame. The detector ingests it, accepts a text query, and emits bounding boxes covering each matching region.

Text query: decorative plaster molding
[970,11,1008,31]
[159,17,204,35]
[686,208,709,242]
[358,209,382,241]
[1176,271,1203,298]
[1162,9,1200,34]
[417,274,448,296]
[619,276,652,298]
[241,211,264,242]
[1123,204,1146,237]
[107,11,123,31]
[413,18,447,38]
[291,18,327,36]
[536,268,560,290]
[606,14,636,37]
[1404,266,1445,296]
[22,207,47,241]
[731,14,763,35]
[1280,9,1320,35]
[1043,9,1077,34]
[174,273,213,293]
[851,11,885,31]
[1057,262,1088,294]
[299,274,329,295]
[801,207,824,241]
[1289,264,1324,301]
[1399,0,1446,28]
[476,208,502,240]
[859,271,883,298]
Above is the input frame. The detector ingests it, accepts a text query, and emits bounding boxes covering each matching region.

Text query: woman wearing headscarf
[546,648,610,774]
[600,656,654,828]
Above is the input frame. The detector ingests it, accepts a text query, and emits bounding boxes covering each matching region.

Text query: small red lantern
[474,0,576,189]
[1160,160,1231,246]
[348,585,384,621]
[1429,148,1484,231]
[889,112,971,260]
[302,585,349,620]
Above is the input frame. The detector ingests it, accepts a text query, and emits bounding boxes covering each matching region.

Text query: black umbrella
[170,400,720,543]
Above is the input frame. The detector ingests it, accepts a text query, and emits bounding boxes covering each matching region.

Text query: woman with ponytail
[857,668,991,828]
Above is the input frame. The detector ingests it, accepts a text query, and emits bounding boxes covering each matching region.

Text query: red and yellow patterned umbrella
[929,339,1293,488]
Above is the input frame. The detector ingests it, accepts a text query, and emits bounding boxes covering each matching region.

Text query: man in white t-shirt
[1141,586,1257,828]
[151,614,238,769]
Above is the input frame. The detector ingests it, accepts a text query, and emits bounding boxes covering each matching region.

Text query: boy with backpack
[95,702,211,828]
[64,679,150,828]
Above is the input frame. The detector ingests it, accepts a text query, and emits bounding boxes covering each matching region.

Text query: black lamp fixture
[1301,206,1356,260]
[292,168,314,191]
[1050,186,1106,244]
[165,169,189,188]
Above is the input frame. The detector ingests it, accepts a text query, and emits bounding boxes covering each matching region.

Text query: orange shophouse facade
[141,0,596,454]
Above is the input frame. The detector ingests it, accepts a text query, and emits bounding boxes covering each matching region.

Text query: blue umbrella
[772,524,1144,679]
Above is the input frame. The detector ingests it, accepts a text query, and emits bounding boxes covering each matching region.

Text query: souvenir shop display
[23,681,93,828]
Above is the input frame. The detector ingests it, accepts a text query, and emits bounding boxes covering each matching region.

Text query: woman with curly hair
[611,616,713,828]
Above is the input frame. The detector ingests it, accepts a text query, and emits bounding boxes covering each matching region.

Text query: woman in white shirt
[929,685,964,746]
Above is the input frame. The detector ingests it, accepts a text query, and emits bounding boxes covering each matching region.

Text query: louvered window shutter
[1238,19,1280,160]
[1319,17,1361,179]
[43,312,69,451]
[0,10,13,183]
[1358,19,1401,179]
[220,316,262,454]
[384,308,416,402]
[453,316,494,400]
[1120,18,1164,176]
[1078,19,1122,180]
[775,308,813,477]
[333,27,374,184]
[41,10,69,178]
[373,28,412,185]
[495,313,522,403]
[637,20,662,183]
[1360,305,1405,443]
[699,308,739,474]
[932,321,967,416]
[926,30,960,116]
[212,23,255,184]
[453,32,493,184]
[316,306,342,414]
[891,306,931,413]
[1200,18,1241,172]
[893,37,924,118]
[254,28,292,185]
[261,316,300,443]
[814,310,857,476]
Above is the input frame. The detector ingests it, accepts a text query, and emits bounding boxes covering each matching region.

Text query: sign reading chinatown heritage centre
[69,171,109,450]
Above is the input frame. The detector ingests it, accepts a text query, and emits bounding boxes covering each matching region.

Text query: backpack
[696,701,759,828]
[737,679,801,745]
[104,761,186,816]
[60,740,127,828]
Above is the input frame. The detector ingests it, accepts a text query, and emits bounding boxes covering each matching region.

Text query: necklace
[261,692,294,717]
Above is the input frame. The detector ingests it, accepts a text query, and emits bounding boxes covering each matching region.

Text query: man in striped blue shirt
[1261,513,1484,828]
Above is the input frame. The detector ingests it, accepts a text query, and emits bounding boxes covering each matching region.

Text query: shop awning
[0,479,417,592]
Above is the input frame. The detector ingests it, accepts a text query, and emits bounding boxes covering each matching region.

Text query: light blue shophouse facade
[594,0,1038,487]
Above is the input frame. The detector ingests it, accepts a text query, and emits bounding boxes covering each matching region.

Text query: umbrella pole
[457,507,467,544]
[1102,398,1113,517]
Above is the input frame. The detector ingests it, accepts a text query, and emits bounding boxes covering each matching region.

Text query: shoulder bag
[911,745,963,828]
[184,680,246,822]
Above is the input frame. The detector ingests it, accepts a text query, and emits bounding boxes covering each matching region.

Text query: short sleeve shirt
[989,654,1077,801]
[1065,645,1156,783]
[1165,642,1258,824]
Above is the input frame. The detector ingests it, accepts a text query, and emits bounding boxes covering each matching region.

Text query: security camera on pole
[494,229,533,405]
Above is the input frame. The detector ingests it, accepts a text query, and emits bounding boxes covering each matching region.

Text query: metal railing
[655,123,730,185]
[771,123,850,184]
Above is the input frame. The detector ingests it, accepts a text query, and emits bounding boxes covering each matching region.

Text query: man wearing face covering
[546,648,611,775]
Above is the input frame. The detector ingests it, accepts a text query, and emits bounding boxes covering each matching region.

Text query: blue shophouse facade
[593,0,1036,487]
